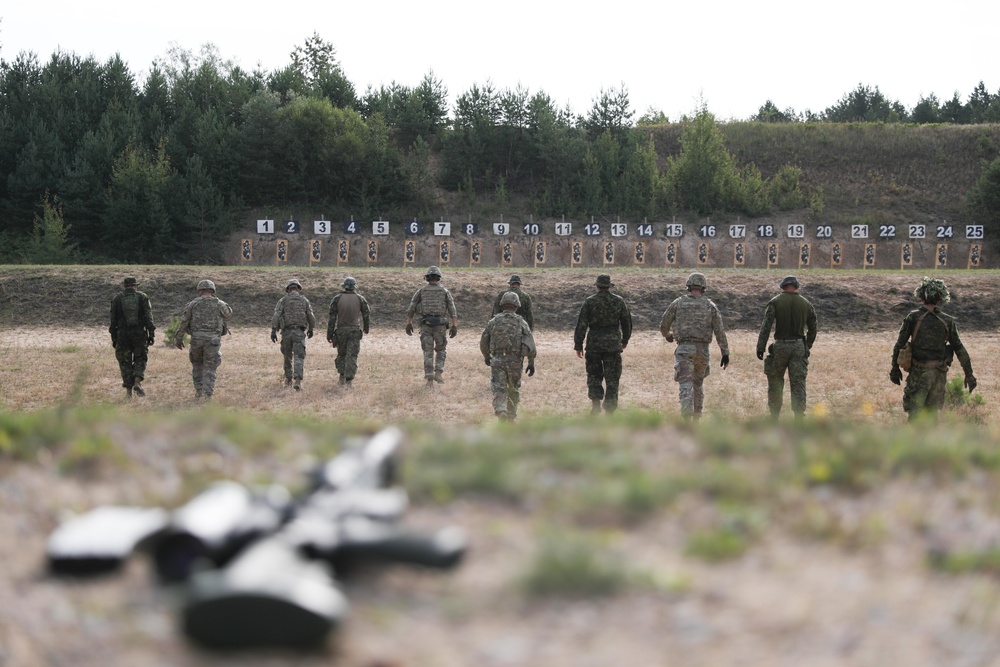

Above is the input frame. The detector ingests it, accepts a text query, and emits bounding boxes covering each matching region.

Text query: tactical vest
[490,313,523,355]
[675,297,714,343]
[120,291,141,327]
[418,284,449,316]
[191,297,224,334]
[281,293,310,328]
[335,293,362,329]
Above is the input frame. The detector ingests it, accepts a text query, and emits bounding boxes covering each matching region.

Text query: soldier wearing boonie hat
[573,274,632,414]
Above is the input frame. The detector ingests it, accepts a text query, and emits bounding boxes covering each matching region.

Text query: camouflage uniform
[271,281,317,386]
[756,277,818,419]
[574,275,632,413]
[175,281,233,399]
[491,276,534,330]
[327,279,371,385]
[406,268,458,383]
[481,297,536,419]
[109,277,155,396]
[891,278,975,420]
[659,280,729,418]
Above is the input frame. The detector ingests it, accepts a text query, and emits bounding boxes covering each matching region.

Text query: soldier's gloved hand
[405,323,413,336]
[449,324,458,339]
[484,358,491,366]
[270,329,278,343]
[720,354,729,369]
[756,350,764,361]
[363,326,369,335]
[175,339,184,350]
[307,329,313,339]
[889,366,902,385]
[147,333,155,346]
[804,345,811,359]
[965,374,977,393]
[665,333,674,343]
[526,364,535,377]
[111,336,117,348]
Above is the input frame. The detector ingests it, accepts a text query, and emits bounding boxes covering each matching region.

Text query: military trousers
[903,363,948,420]
[674,342,711,416]
[114,327,149,388]
[280,327,307,380]
[334,328,363,381]
[419,323,448,379]
[764,339,808,417]
[490,355,523,417]
[189,334,222,397]
[585,348,622,410]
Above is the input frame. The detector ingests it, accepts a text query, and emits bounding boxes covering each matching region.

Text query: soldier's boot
[426,378,435,389]
[284,377,292,388]
[496,411,508,421]
[692,412,701,422]
[433,370,445,384]
[345,379,353,390]
[133,380,145,397]
[338,375,346,386]
[195,389,203,400]
[590,399,602,415]
[126,386,133,399]
[293,379,301,392]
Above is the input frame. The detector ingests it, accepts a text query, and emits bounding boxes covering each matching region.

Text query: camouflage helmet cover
[686,272,708,290]
[595,274,613,288]
[341,276,357,291]
[500,291,521,308]
[914,276,950,304]
[122,277,139,287]
[780,275,800,289]
[508,274,523,285]
[197,279,216,292]
[425,265,443,279]
[285,278,302,291]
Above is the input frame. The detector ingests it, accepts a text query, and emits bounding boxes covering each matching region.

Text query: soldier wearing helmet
[491,274,534,330]
[270,278,317,391]
[481,291,536,420]
[109,276,156,399]
[174,278,233,400]
[659,272,730,421]
[327,276,371,388]
[756,275,817,421]
[405,266,459,387]
[574,274,632,414]
[890,276,976,421]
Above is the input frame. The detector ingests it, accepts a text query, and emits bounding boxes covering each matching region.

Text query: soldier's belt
[775,338,805,342]
[912,358,947,369]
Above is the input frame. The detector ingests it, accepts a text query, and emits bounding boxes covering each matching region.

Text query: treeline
[1,34,998,264]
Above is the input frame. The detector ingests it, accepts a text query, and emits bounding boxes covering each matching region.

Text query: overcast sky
[3,0,998,121]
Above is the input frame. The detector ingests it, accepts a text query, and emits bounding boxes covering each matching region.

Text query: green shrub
[162,316,188,347]
[522,529,630,596]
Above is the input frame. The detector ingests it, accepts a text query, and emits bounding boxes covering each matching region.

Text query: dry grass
[2,326,998,425]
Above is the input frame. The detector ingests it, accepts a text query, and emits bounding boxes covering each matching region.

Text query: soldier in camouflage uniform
[756,275,818,421]
[327,276,371,388]
[481,291,536,421]
[109,277,155,398]
[270,279,316,391]
[659,272,730,420]
[174,279,233,400]
[890,277,976,421]
[574,274,632,414]
[405,266,458,388]
[491,275,534,330]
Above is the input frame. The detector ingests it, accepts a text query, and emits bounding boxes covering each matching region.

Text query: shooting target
[734,242,745,267]
[276,240,288,264]
[366,239,378,263]
[634,242,645,265]
[864,243,876,267]
[936,244,948,268]
[969,243,981,268]
[697,242,708,265]
[534,241,546,266]
[502,242,513,267]
[571,241,583,265]
[767,242,779,267]
[603,241,615,265]
[240,239,252,262]
[666,242,677,266]
[799,243,810,268]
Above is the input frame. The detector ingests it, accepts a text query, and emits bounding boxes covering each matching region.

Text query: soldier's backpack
[898,310,949,372]
[491,314,523,356]
[120,291,141,327]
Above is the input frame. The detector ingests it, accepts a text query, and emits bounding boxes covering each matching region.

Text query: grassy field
[3,266,1000,666]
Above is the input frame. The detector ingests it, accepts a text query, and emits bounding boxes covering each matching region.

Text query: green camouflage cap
[780,275,800,289]
[914,276,950,304]
[508,274,523,285]
[595,274,613,288]
[122,277,139,287]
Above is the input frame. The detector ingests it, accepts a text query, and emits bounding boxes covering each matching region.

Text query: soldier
[405,266,458,388]
[659,272,730,420]
[890,277,976,421]
[491,274,534,330]
[327,276,371,388]
[174,279,233,400]
[756,275,818,421]
[481,292,536,421]
[574,274,632,414]
[270,279,317,391]
[108,277,155,398]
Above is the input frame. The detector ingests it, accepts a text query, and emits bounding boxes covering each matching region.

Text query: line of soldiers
[109,270,976,422]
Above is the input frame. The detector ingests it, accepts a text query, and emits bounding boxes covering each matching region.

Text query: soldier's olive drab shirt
[756,291,818,355]
[659,294,729,354]
[480,312,536,362]
[406,283,457,319]
[327,291,371,337]
[491,287,534,330]
[271,292,316,331]
[110,289,155,335]
[893,306,973,372]
[177,295,233,339]
[574,290,632,353]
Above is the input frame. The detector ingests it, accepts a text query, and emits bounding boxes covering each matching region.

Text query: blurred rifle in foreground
[46,427,467,648]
